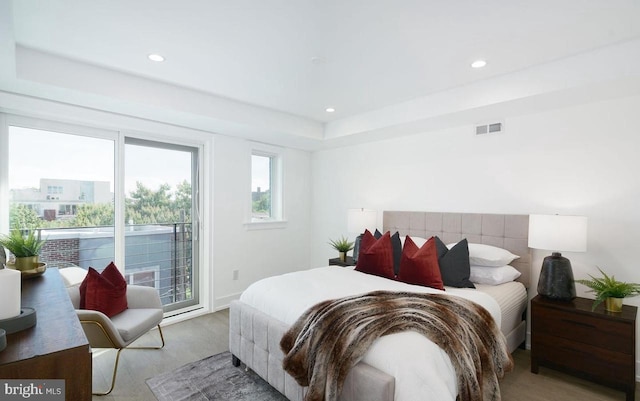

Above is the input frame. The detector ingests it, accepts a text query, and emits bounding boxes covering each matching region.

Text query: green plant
[0,230,46,258]
[575,267,640,310]
[328,236,354,253]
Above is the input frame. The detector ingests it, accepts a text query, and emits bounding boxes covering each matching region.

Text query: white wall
[311,94,640,366]
[212,135,312,308]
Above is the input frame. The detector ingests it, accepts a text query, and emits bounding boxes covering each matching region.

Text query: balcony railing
[34,223,193,308]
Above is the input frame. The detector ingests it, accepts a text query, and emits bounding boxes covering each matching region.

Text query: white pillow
[470,265,521,285]
[59,266,88,287]
[448,242,519,267]
[401,236,428,248]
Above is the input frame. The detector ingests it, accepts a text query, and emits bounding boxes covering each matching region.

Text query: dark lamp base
[353,234,363,263]
[537,252,576,301]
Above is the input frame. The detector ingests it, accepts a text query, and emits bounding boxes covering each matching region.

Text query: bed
[229,211,530,401]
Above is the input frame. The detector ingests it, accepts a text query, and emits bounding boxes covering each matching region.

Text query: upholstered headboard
[383,211,531,287]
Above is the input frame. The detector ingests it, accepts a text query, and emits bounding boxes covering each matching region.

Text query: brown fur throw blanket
[280,291,513,401]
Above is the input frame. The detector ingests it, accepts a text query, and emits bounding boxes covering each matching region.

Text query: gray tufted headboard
[383,211,531,287]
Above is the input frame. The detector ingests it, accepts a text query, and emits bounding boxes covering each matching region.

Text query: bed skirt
[229,300,395,401]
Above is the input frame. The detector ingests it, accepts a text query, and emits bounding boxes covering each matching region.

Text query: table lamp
[347,208,377,262]
[528,214,588,301]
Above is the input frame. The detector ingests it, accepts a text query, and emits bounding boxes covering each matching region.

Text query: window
[58,204,77,216]
[251,154,272,220]
[250,146,283,224]
[125,265,160,289]
[47,186,63,195]
[6,124,116,268]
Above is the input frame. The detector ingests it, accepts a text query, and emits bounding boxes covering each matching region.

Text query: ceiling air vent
[475,121,504,135]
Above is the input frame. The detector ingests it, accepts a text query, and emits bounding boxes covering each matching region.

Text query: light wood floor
[93,309,638,401]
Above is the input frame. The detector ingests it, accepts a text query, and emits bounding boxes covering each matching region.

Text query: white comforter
[240,266,502,401]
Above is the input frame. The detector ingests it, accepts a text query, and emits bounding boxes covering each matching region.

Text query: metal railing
[35,223,193,307]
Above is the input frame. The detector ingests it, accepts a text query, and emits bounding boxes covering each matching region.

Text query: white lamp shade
[347,209,377,234]
[528,214,588,252]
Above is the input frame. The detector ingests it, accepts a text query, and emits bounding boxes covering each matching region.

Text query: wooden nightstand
[531,295,637,401]
[328,256,356,267]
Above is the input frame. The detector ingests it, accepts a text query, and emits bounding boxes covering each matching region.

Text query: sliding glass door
[124,138,199,311]
[1,116,200,313]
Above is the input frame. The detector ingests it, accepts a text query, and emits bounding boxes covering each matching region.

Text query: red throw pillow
[101,261,127,288]
[79,262,128,317]
[355,230,395,280]
[397,236,445,290]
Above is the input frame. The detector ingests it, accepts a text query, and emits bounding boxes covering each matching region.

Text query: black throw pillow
[434,236,475,288]
[375,229,402,275]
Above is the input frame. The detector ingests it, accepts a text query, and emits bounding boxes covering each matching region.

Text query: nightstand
[328,256,356,267]
[531,295,637,401]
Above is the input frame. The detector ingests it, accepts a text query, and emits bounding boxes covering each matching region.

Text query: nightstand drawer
[533,306,633,354]
[534,332,635,383]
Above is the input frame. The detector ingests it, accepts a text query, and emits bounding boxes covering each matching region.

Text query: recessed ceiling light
[148,54,165,62]
[325,107,335,113]
[471,60,487,69]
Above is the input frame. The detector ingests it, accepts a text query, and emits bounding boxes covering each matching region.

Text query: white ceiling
[3,0,640,148]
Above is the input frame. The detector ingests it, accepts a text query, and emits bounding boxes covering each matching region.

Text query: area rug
[146,351,288,401]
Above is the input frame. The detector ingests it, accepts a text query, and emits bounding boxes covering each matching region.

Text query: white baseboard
[162,306,209,326]
[157,292,240,327]
[215,292,242,311]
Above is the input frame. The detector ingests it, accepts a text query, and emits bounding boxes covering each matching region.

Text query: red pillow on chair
[397,236,444,290]
[355,230,395,280]
[79,262,128,317]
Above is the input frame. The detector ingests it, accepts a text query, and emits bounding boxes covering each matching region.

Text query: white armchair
[60,267,165,396]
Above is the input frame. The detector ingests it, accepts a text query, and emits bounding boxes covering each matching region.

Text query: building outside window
[251,146,283,224]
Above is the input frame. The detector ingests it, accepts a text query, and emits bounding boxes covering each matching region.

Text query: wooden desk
[0,268,91,400]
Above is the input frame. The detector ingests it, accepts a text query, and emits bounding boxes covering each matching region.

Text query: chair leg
[129,325,165,350]
[94,348,123,396]
[93,325,165,396]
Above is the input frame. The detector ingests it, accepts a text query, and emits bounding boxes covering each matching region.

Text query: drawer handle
[561,319,596,329]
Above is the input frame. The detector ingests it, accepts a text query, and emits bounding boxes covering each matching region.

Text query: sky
[8,126,192,195]
[251,154,270,192]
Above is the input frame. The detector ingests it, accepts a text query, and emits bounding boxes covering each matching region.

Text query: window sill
[243,220,288,230]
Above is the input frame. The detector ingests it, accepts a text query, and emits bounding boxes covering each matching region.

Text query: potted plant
[328,236,354,262]
[575,267,640,312]
[0,230,46,272]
